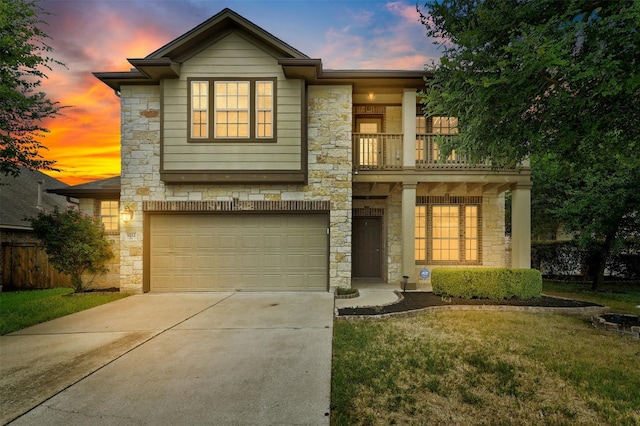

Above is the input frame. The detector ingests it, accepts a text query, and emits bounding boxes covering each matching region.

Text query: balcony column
[511,183,532,268]
[402,182,417,289]
[402,89,417,169]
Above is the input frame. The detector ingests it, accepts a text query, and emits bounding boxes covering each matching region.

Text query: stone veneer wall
[118,84,352,293]
[307,85,353,288]
[482,192,507,267]
[77,198,120,289]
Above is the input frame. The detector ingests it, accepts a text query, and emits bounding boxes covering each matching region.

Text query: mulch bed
[338,292,603,316]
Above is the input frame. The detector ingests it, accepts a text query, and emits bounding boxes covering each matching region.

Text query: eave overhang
[93,58,180,92]
[279,58,430,93]
[47,176,121,199]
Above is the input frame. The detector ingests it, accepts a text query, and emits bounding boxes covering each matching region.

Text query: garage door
[149,213,328,292]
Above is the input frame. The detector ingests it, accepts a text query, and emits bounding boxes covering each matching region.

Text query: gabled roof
[95,8,428,93]
[0,168,70,230]
[94,8,309,92]
[146,8,308,61]
[48,176,120,199]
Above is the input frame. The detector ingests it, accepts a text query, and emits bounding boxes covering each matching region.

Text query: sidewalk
[334,280,433,309]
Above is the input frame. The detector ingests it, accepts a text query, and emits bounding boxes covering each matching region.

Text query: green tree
[0,0,64,180]
[31,209,113,292]
[419,0,640,289]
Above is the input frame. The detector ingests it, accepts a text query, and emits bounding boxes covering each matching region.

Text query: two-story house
[82,8,531,293]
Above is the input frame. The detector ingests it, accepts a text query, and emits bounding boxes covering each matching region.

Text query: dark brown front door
[352,217,382,278]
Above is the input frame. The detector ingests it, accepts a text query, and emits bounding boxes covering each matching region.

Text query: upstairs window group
[189,79,274,141]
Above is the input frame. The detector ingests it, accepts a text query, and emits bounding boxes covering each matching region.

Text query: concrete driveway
[1,292,334,425]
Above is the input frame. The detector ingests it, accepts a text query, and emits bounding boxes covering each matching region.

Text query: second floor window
[416,115,459,163]
[189,78,275,142]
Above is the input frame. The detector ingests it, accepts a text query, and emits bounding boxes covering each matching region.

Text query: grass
[331,283,640,425]
[0,288,129,335]
[543,281,640,314]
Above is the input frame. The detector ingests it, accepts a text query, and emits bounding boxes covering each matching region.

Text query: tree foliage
[31,209,113,292]
[0,0,64,180]
[419,0,640,288]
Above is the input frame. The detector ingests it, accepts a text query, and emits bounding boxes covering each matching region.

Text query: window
[432,116,458,162]
[415,116,427,162]
[99,200,119,232]
[215,81,249,138]
[432,205,460,261]
[358,121,380,167]
[189,78,275,141]
[415,205,426,261]
[415,198,481,264]
[465,206,478,261]
[191,81,209,138]
[416,115,459,162]
[256,81,273,138]
[431,116,458,134]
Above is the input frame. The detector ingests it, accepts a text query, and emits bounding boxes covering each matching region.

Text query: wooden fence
[1,243,71,289]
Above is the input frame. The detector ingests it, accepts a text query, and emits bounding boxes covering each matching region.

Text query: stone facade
[118,85,353,292]
[77,198,121,289]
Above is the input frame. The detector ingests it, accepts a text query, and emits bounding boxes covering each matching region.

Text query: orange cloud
[37,6,171,186]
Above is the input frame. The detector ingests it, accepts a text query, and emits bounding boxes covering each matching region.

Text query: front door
[352,217,382,278]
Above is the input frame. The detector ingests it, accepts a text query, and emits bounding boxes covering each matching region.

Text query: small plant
[336,287,359,296]
[30,208,113,292]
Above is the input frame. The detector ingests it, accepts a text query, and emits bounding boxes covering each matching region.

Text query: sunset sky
[37,0,443,185]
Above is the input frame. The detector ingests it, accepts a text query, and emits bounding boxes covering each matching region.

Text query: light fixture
[367,92,376,101]
[121,206,133,223]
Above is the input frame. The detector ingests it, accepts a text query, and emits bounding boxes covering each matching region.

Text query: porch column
[402,89,416,169]
[402,183,417,288]
[511,183,532,268]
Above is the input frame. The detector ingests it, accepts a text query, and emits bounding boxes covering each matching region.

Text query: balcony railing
[415,134,472,169]
[353,133,490,171]
[352,133,403,170]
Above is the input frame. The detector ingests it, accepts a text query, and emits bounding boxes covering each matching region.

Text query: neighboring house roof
[0,168,70,231]
[48,176,120,199]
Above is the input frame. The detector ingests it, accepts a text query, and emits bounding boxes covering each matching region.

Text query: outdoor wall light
[367,92,376,101]
[121,206,133,223]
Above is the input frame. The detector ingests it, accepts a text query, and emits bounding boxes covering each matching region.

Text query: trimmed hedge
[431,268,543,300]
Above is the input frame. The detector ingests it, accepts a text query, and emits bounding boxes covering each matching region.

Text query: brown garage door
[149,213,328,292]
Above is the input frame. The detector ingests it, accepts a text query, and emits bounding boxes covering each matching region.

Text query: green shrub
[431,268,542,300]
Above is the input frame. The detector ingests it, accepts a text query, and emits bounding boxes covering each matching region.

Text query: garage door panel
[217,235,236,249]
[264,235,282,248]
[150,214,327,292]
[308,254,326,268]
[263,253,282,267]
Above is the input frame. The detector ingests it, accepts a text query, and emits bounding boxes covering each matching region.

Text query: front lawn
[0,288,129,335]
[543,281,640,315]
[332,283,640,425]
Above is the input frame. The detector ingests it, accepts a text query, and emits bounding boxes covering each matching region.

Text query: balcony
[353,133,489,172]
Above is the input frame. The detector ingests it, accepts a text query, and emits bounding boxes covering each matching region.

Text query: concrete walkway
[1,292,333,425]
[335,281,432,310]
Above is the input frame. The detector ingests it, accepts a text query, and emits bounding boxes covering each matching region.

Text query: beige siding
[162,32,303,172]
